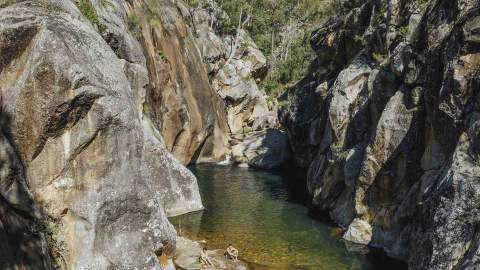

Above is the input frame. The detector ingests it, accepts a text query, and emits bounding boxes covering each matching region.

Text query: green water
[170,165,406,270]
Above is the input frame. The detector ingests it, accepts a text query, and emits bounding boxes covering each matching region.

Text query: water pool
[170,165,407,270]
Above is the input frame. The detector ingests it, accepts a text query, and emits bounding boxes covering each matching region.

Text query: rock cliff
[178,0,291,168]
[0,0,294,266]
[0,0,207,269]
[5,0,479,269]
[279,0,480,269]
[122,0,230,165]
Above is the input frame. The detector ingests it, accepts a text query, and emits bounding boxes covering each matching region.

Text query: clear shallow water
[170,165,406,270]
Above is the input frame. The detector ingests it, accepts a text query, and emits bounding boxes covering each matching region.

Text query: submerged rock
[175,237,248,270]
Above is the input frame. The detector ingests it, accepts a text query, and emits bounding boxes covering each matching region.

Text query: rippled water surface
[170,165,406,269]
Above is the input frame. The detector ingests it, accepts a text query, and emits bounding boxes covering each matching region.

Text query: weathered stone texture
[0,0,205,269]
[280,0,480,268]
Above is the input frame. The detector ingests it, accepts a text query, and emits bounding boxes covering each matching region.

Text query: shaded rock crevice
[280,0,480,268]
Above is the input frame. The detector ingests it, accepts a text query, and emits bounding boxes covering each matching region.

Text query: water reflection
[170,165,406,270]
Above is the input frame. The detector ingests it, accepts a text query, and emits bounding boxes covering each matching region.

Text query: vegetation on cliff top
[215,0,340,97]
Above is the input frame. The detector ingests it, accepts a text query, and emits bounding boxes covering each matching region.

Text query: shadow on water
[255,165,408,270]
[172,164,407,270]
[255,165,311,205]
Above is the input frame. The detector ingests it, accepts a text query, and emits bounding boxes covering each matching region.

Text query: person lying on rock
[199,247,214,266]
[224,244,238,261]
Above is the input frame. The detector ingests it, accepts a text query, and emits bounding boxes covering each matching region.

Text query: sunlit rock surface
[175,237,248,270]
[0,0,205,268]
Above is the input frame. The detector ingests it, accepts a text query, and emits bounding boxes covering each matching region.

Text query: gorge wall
[279,0,480,269]
[2,0,480,269]
[0,0,212,269]
[0,0,286,268]
[178,0,291,169]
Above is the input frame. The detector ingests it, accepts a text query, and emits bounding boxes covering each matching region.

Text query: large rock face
[183,1,276,133]
[0,0,205,269]
[126,0,230,165]
[280,0,480,269]
[231,129,291,169]
[178,0,285,168]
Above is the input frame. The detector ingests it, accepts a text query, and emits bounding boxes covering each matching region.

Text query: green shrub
[354,34,366,46]
[75,0,100,27]
[36,217,55,235]
[101,0,113,8]
[186,0,200,7]
[260,35,317,97]
[217,0,337,57]
[278,42,315,84]
[372,1,387,26]
[216,0,340,98]
[262,78,281,97]
[417,0,430,8]
[372,51,389,65]
[319,87,329,99]
[398,26,410,41]
[331,141,348,160]
[157,49,166,60]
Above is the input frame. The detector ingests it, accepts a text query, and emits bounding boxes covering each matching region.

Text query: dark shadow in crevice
[0,110,53,270]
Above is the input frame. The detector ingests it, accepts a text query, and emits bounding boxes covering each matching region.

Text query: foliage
[37,216,69,269]
[474,154,480,167]
[372,51,389,65]
[215,0,338,98]
[398,26,410,41]
[372,1,388,26]
[261,36,317,97]
[186,0,201,7]
[318,85,329,99]
[416,0,431,9]
[35,216,56,235]
[263,78,281,97]
[101,0,113,8]
[330,141,348,160]
[217,0,334,55]
[157,49,166,60]
[75,0,100,28]
[354,34,366,46]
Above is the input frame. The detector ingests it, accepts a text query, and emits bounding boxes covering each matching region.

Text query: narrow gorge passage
[1,0,479,269]
[170,165,407,270]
